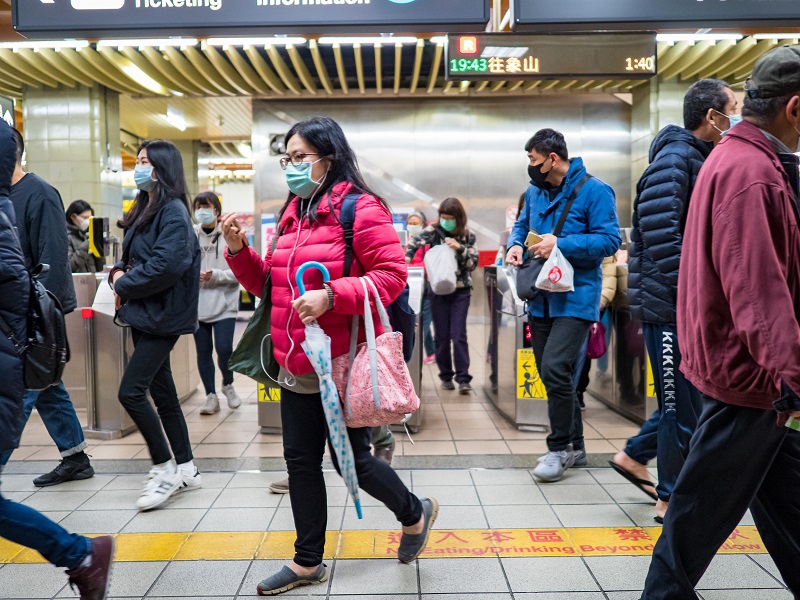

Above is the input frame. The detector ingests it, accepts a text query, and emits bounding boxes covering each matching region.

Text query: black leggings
[193,318,236,395]
[280,387,423,566]
[118,329,193,465]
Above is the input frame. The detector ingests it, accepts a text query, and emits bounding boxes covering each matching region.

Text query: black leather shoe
[33,453,94,487]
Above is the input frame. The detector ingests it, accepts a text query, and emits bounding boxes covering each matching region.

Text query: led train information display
[445,34,657,81]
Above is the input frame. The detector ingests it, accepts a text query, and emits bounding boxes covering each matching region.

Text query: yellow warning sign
[517,349,547,400]
[258,384,281,402]
[0,527,768,564]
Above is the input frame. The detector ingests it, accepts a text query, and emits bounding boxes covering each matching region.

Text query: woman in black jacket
[66,199,105,273]
[110,140,201,512]
[0,122,114,599]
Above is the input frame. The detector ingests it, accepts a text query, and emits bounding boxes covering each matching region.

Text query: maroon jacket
[678,120,800,409]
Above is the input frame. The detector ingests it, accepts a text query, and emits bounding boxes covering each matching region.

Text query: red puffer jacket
[226,181,407,376]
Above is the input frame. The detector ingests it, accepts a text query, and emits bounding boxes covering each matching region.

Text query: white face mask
[407,224,423,238]
[77,217,90,232]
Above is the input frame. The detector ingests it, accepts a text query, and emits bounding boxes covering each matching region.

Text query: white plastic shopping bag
[424,244,458,295]
[535,243,574,293]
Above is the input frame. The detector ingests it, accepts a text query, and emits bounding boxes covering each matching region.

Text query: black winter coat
[0,123,30,454]
[628,125,713,324]
[10,173,77,314]
[114,198,200,336]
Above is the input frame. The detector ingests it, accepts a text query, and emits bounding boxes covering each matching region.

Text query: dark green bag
[228,237,280,385]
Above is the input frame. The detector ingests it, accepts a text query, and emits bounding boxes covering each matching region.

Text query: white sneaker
[136,468,183,511]
[221,384,241,409]
[200,393,220,415]
[532,450,575,483]
[176,463,202,493]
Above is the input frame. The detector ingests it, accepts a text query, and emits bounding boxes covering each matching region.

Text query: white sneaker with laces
[176,463,202,493]
[532,450,575,483]
[136,468,183,511]
[200,393,220,415]
[221,384,241,409]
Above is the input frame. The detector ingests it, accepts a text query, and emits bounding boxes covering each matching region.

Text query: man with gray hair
[640,45,800,599]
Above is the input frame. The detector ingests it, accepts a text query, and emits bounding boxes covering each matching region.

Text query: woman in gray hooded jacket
[192,191,242,414]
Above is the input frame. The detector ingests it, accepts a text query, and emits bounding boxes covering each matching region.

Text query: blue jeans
[193,318,236,395]
[626,323,702,502]
[0,480,89,569]
[0,381,86,466]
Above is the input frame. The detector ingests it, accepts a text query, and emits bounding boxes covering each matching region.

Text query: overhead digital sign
[511,0,800,31]
[445,33,656,81]
[13,0,490,38]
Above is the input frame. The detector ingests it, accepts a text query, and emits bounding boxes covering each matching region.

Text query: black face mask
[528,159,552,187]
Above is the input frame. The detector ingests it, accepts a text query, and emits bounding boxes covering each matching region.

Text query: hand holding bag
[423,243,458,295]
[535,242,574,293]
[516,173,591,301]
[331,276,420,428]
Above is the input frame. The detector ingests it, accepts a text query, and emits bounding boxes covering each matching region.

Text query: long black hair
[279,116,385,221]
[118,139,190,231]
[65,199,94,225]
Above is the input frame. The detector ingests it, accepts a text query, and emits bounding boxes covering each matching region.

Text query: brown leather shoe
[269,478,290,494]
[67,535,115,600]
[373,439,396,466]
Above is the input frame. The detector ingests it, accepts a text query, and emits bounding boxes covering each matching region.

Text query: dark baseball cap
[744,45,800,99]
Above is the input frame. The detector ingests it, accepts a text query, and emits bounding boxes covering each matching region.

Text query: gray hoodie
[195,223,239,322]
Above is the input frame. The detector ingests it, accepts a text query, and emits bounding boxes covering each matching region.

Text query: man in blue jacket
[612,79,737,523]
[0,121,113,600]
[507,129,621,482]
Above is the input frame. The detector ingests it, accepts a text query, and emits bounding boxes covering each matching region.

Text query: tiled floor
[0,467,789,599]
[10,326,639,464]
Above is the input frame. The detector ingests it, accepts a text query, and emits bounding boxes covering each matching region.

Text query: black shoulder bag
[516,174,591,301]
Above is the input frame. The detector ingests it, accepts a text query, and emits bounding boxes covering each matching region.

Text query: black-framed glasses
[279,153,319,170]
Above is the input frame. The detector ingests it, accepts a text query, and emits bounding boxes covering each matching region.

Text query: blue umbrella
[296,261,363,519]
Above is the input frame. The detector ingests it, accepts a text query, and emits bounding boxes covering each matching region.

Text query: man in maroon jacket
[640,45,800,599]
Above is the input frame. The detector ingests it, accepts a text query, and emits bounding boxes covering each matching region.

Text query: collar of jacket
[541,157,587,216]
[281,180,354,230]
[723,120,797,196]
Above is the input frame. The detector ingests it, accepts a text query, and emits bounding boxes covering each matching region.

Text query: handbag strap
[552,173,592,237]
[344,277,385,411]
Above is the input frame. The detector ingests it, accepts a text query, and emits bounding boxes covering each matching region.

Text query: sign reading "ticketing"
[13,0,489,37]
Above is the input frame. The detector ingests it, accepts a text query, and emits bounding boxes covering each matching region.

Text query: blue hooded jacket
[0,121,30,454]
[509,157,621,322]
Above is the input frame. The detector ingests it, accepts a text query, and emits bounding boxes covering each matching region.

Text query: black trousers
[280,387,423,567]
[641,396,800,599]
[530,316,592,452]
[118,329,193,465]
[430,288,472,384]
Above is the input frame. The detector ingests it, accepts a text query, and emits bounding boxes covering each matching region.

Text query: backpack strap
[339,192,361,278]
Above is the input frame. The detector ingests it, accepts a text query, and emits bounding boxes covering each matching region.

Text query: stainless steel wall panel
[253,96,632,250]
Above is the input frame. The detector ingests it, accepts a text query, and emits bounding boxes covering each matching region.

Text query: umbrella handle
[296,261,331,295]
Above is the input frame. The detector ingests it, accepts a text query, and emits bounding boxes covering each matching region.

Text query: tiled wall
[22,83,123,224]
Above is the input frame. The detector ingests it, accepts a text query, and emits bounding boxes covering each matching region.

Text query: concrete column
[173,139,200,199]
[22,84,122,224]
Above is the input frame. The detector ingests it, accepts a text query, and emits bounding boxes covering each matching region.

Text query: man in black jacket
[611,79,738,522]
[0,121,113,600]
[0,130,94,487]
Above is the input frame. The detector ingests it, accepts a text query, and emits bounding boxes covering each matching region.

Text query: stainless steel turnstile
[71,278,201,440]
[484,265,549,431]
[391,266,424,433]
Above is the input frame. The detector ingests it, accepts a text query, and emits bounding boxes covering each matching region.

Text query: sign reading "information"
[13,0,490,37]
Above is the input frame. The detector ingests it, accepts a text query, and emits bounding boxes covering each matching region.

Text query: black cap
[744,45,800,99]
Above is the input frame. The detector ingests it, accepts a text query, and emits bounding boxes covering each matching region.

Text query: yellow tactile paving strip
[0,527,765,564]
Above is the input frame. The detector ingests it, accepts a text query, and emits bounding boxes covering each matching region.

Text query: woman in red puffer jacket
[222,116,437,596]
